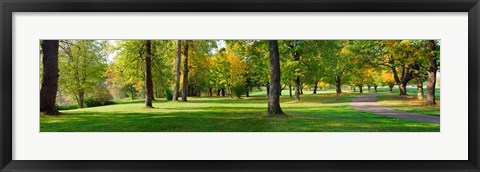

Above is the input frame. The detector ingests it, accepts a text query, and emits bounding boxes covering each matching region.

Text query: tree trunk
[399,82,407,96]
[221,88,225,96]
[289,84,292,97]
[367,85,371,92]
[389,85,393,92]
[182,41,189,101]
[359,85,363,93]
[374,86,378,92]
[267,40,286,117]
[172,40,182,101]
[77,91,85,108]
[145,40,154,108]
[313,80,318,94]
[335,75,342,94]
[416,78,424,99]
[425,40,438,105]
[353,87,356,92]
[40,40,59,115]
[245,86,249,97]
[209,87,213,97]
[217,89,220,96]
[294,76,300,101]
[390,62,414,96]
[130,90,135,100]
[266,82,270,98]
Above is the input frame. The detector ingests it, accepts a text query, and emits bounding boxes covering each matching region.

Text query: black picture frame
[1,0,479,171]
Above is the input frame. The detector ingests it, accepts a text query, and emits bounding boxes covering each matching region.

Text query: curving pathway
[349,94,440,124]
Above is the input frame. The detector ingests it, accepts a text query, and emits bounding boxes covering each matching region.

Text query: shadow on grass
[42,97,440,132]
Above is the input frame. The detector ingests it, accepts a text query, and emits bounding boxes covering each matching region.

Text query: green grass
[41,91,440,132]
[375,89,440,116]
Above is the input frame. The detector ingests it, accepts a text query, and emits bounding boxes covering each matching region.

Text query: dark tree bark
[221,88,225,96]
[172,40,182,101]
[217,89,220,96]
[144,40,154,108]
[425,40,438,105]
[388,85,393,92]
[367,85,371,92]
[76,91,85,108]
[280,85,286,96]
[294,77,301,100]
[289,84,292,97]
[374,85,378,92]
[390,60,414,96]
[209,86,213,97]
[266,82,270,98]
[416,77,424,99]
[313,80,319,94]
[359,85,363,93]
[353,86,356,92]
[267,40,286,117]
[335,75,342,94]
[182,41,189,101]
[399,82,407,96]
[40,40,59,115]
[245,86,249,97]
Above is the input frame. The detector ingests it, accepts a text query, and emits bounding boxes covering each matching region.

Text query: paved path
[349,94,440,124]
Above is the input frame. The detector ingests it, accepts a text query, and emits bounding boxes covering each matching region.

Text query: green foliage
[82,85,114,107]
[105,40,176,99]
[48,39,440,111]
[56,104,79,111]
[231,84,246,98]
[58,40,108,107]
[165,87,173,100]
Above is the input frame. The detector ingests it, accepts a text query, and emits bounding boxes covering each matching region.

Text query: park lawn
[41,91,440,132]
[375,87,440,116]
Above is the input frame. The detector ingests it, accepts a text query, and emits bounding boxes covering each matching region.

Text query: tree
[144,40,154,108]
[40,40,59,115]
[58,40,108,108]
[172,40,182,101]
[425,40,439,105]
[182,40,190,101]
[151,41,175,99]
[106,40,173,101]
[209,51,229,97]
[380,40,418,96]
[267,40,286,117]
[319,40,346,100]
[380,70,396,92]
[104,41,144,100]
[186,40,216,97]
[282,40,306,101]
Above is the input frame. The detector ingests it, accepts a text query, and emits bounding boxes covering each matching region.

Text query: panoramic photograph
[39,40,440,132]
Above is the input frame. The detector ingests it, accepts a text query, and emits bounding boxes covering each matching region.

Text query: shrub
[56,104,78,110]
[165,88,173,100]
[231,84,246,98]
[84,97,103,107]
[85,86,114,107]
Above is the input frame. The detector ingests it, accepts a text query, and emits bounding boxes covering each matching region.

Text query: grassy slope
[375,87,440,116]
[41,90,439,132]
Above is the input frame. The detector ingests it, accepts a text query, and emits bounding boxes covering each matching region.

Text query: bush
[84,97,104,107]
[165,88,173,100]
[231,84,246,98]
[56,104,78,110]
[85,86,114,107]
